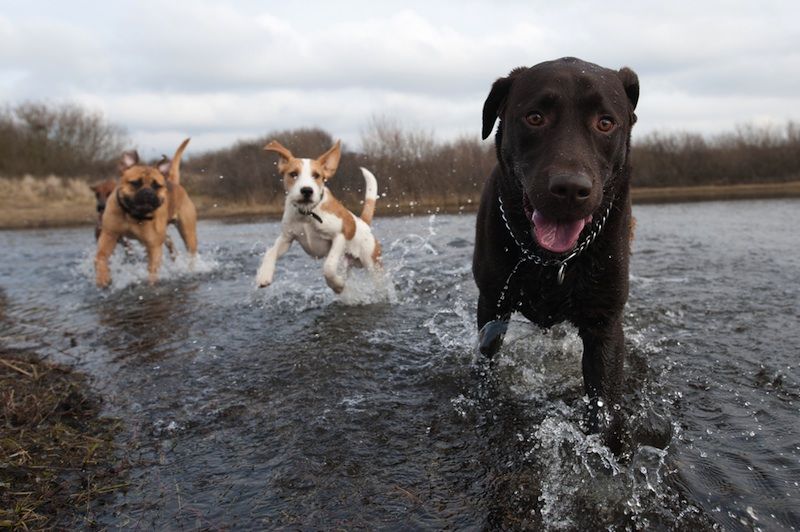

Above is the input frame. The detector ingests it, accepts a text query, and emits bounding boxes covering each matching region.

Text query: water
[1,199,798,530]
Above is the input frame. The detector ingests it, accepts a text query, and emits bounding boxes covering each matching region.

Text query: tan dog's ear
[119,150,140,173]
[317,140,341,180]
[165,138,190,185]
[156,154,170,176]
[263,140,295,172]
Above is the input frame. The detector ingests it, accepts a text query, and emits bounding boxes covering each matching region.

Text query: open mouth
[523,193,592,254]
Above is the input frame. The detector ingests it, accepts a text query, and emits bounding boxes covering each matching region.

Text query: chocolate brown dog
[90,178,117,241]
[95,138,197,287]
[473,58,639,444]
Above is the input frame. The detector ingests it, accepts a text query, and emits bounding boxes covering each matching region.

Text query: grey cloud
[1,1,799,154]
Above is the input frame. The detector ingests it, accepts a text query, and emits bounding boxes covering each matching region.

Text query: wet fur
[256,140,381,294]
[94,138,197,287]
[473,58,639,449]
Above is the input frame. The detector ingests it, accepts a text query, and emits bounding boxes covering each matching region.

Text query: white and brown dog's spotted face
[264,140,341,212]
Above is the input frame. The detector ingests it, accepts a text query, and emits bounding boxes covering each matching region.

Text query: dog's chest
[514,271,574,327]
[292,223,332,258]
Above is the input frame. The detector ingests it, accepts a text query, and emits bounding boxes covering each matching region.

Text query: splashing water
[0,201,798,529]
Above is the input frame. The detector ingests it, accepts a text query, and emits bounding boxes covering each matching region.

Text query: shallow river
[1,199,798,530]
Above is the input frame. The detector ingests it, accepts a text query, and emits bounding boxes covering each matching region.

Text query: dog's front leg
[477,291,514,358]
[146,243,164,285]
[579,317,626,450]
[323,234,347,294]
[95,231,119,288]
[256,233,293,288]
[165,234,177,261]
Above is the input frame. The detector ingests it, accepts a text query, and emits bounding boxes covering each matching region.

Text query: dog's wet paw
[255,271,273,288]
[478,319,509,357]
[95,270,111,288]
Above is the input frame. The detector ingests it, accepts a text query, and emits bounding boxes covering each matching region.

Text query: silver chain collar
[498,194,613,285]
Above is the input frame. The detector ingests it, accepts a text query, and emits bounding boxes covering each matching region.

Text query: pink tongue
[532,210,590,254]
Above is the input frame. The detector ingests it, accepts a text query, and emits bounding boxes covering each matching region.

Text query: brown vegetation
[634,122,800,187]
[1,102,799,228]
[0,102,128,178]
[183,116,800,213]
[0,349,124,529]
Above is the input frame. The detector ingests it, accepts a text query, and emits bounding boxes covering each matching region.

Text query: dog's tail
[167,138,191,185]
[359,167,378,225]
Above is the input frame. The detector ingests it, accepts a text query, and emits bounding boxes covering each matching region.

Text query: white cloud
[1,1,799,154]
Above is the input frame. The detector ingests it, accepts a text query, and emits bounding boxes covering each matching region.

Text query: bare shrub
[632,122,800,187]
[359,116,494,208]
[0,102,128,178]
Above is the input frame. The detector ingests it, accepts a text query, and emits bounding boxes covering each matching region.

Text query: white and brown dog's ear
[263,140,295,172]
[119,150,140,173]
[317,140,341,180]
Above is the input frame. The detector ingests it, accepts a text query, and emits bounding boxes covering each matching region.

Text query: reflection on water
[0,201,798,529]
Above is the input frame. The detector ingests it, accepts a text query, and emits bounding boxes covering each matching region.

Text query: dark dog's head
[482,57,639,254]
[90,178,117,214]
[116,138,190,220]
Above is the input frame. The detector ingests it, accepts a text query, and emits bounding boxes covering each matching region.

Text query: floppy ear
[617,67,639,123]
[263,140,295,172]
[482,67,526,140]
[119,150,140,173]
[316,140,341,180]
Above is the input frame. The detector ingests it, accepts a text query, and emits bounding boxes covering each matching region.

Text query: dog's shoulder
[318,191,356,240]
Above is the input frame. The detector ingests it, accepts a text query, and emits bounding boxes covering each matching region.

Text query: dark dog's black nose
[300,187,313,199]
[548,174,592,204]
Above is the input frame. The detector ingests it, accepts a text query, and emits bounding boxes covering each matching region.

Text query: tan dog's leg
[176,201,198,269]
[95,231,119,288]
[257,233,293,288]
[165,234,177,261]
[146,243,164,285]
[323,234,347,294]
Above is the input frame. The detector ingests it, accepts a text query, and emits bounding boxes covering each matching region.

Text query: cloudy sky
[1,0,799,157]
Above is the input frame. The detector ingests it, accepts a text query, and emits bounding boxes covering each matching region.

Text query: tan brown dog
[90,177,175,256]
[94,138,197,287]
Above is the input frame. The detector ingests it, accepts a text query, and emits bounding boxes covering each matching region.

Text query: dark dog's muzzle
[118,189,163,220]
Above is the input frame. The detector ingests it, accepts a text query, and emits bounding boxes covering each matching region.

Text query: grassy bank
[631,180,800,203]
[1,179,799,230]
[0,349,124,529]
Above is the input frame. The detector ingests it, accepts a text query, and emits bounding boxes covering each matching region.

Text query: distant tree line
[183,117,493,208]
[0,102,127,178]
[633,123,800,187]
[2,102,799,204]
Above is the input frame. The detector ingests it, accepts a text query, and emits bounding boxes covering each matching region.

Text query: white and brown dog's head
[264,140,341,213]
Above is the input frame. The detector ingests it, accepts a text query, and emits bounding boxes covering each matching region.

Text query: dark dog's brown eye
[597,116,616,132]
[130,179,143,188]
[152,182,163,190]
[525,112,545,127]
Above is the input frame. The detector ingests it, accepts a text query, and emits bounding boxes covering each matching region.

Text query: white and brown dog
[256,140,381,293]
